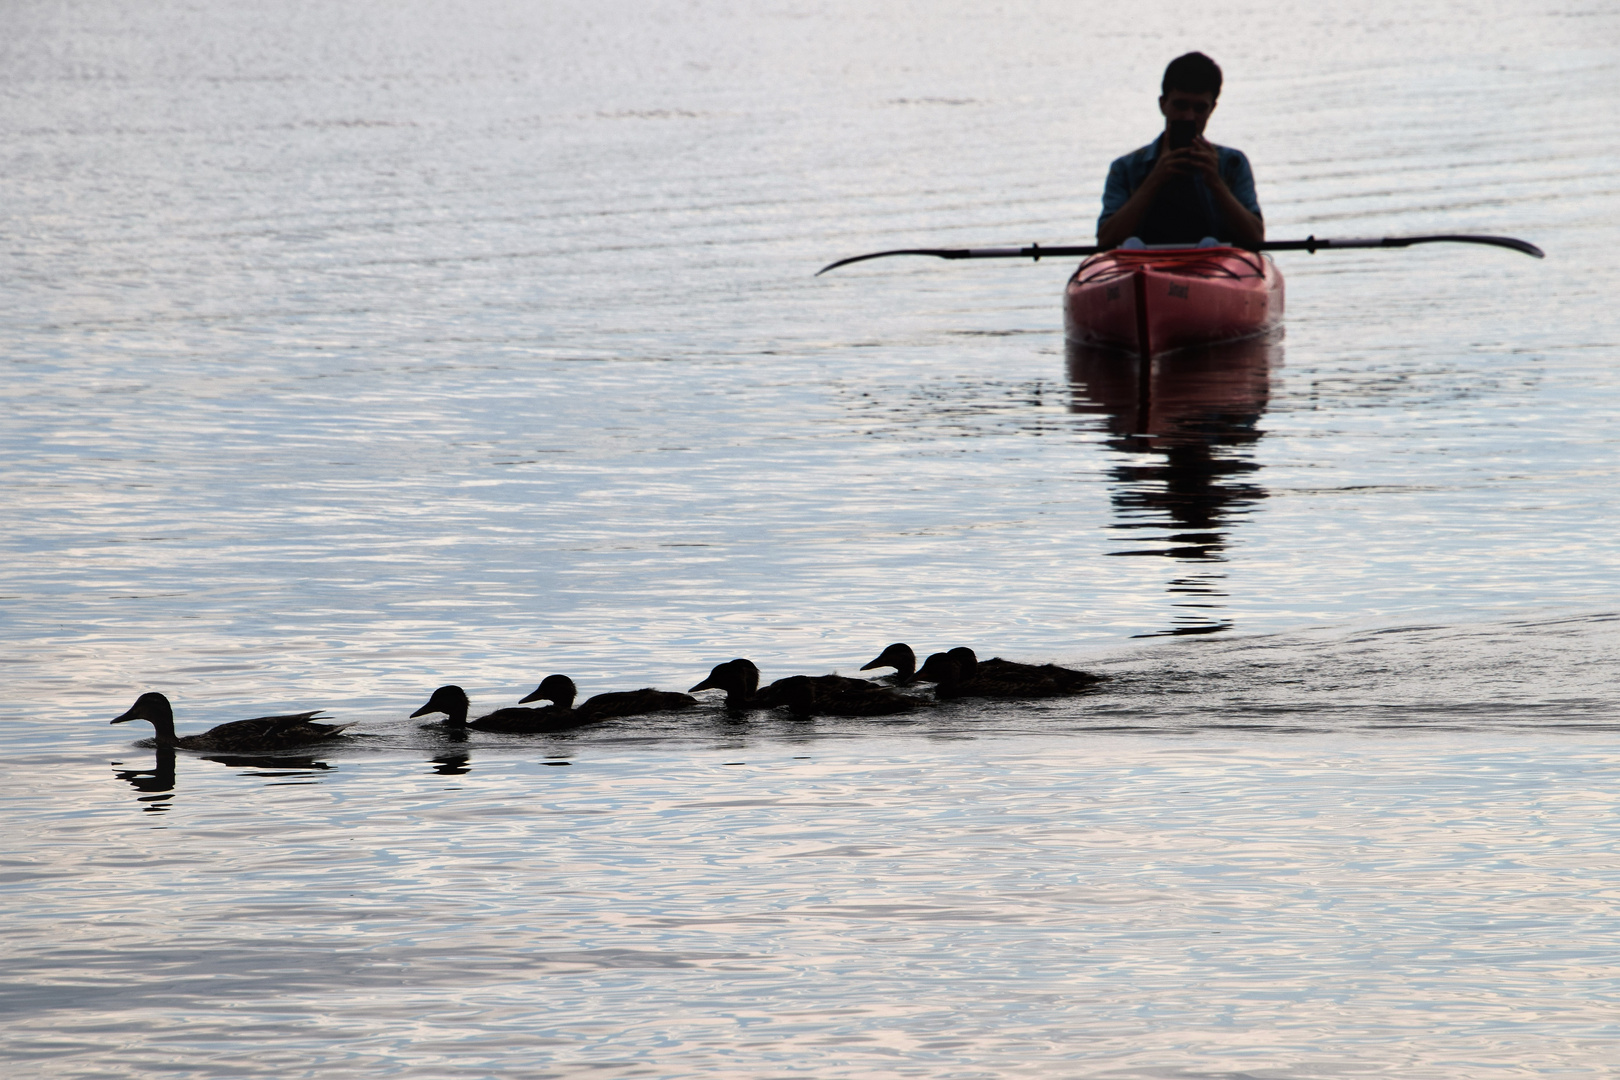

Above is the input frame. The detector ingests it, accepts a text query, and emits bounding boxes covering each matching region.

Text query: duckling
[689,659,765,711]
[916,648,1103,700]
[111,692,350,752]
[410,684,586,734]
[968,648,1106,693]
[769,673,921,718]
[690,659,919,717]
[860,642,917,684]
[518,674,696,722]
[915,652,983,700]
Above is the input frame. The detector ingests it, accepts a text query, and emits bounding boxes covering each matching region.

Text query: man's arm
[1187,141,1264,249]
[1100,141,1266,249]
[1097,154,1171,250]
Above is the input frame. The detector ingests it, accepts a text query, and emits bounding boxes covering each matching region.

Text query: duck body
[579,688,698,722]
[916,648,1105,701]
[767,674,921,718]
[412,684,594,734]
[691,659,920,717]
[472,704,582,734]
[519,675,696,722]
[111,692,350,753]
[979,655,1105,693]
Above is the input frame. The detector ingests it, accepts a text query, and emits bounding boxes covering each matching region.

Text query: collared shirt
[1098,135,1262,245]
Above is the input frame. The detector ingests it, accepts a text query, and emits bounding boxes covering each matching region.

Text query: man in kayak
[1096,52,1264,250]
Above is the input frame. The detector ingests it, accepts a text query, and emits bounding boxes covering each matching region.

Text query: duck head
[411,685,471,726]
[689,659,761,705]
[860,643,916,681]
[947,647,979,678]
[518,674,577,709]
[112,692,173,726]
[916,652,957,684]
[112,691,180,745]
[916,652,966,698]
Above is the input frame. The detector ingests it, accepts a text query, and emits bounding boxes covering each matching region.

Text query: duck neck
[147,708,180,746]
[927,660,964,697]
[443,696,470,726]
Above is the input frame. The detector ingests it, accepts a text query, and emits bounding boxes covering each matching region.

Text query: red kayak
[1064,246,1284,356]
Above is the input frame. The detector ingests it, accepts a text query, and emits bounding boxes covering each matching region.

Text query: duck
[767,673,923,718]
[689,659,765,711]
[915,648,1105,700]
[410,684,588,734]
[915,652,986,700]
[517,674,696,722]
[690,659,920,717]
[860,642,917,684]
[111,692,351,752]
[970,648,1106,692]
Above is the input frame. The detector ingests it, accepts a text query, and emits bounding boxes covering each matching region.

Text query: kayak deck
[1064,246,1284,357]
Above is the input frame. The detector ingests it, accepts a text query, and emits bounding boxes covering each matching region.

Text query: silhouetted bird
[111,692,350,752]
[971,649,1105,693]
[691,659,919,717]
[689,659,766,710]
[860,643,918,684]
[410,684,588,734]
[916,648,1104,700]
[769,673,922,718]
[518,674,696,722]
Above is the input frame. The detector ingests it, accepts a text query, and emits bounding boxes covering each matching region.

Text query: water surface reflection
[111,748,336,810]
[112,748,176,812]
[1069,335,1279,636]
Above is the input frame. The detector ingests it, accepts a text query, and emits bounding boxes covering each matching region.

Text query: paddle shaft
[816,233,1544,274]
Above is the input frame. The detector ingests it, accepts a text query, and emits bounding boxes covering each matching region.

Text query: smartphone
[1167,119,1198,150]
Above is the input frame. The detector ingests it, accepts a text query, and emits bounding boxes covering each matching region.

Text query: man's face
[1159,90,1217,135]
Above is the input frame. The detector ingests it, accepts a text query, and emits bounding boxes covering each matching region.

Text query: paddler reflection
[1068,333,1277,636]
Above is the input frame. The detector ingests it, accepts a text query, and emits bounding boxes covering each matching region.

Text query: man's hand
[1155,139,1222,189]
[1098,133,1263,250]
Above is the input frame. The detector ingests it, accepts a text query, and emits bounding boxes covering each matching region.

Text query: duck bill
[858,659,884,671]
[110,708,136,725]
[517,686,546,704]
[688,677,719,693]
[408,703,438,719]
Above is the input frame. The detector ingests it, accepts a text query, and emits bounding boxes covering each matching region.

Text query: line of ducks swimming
[109,643,1106,753]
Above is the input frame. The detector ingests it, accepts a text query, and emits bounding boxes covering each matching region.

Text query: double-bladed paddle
[815,234,1544,275]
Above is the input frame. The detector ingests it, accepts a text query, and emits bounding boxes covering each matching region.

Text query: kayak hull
[1064,246,1284,356]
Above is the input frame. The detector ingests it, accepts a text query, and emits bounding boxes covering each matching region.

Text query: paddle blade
[1394,234,1545,258]
[816,244,1103,275]
[1260,234,1544,259]
[816,248,976,275]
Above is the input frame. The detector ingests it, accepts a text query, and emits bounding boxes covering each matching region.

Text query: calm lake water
[4,0,1620,1075]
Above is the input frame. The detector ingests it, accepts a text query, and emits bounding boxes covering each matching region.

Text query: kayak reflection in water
[1096,52,1265,251]
[1069,334,1278,636]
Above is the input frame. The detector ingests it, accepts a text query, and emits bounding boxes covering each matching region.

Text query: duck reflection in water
[431,754,472,776]
[113,746,176,812]
[1068,333,1278,636]
[201,754,334,784]
[111,748,334,810]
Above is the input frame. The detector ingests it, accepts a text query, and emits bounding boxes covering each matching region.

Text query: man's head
[1159,52,1222,136]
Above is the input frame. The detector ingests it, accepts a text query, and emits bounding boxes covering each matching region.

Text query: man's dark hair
[1162,52,1223,99]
